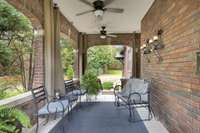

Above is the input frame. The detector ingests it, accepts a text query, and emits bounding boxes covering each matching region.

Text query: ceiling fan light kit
[94,9,104,17]
[77,0,124,17]
[99,26,117,39]
[77,0,121,40]
[100,35,106,39]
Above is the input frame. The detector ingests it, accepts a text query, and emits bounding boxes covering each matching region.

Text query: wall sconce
[140,40,151,62]
[140,29,164,63]
[152,29,164,50]
[151,29,164,62]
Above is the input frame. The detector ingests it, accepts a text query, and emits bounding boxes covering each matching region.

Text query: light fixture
[94,9,104,17]
[152,30,164,50]
[140,29,164,63]
[153,35,158,41]
[100,35,106,39]
[149,39,153,44]
[151,29,164,62]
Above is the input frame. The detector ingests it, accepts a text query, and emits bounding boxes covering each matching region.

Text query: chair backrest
[64,80,75,93]
[121,78,149,96]
[31,86,48,106]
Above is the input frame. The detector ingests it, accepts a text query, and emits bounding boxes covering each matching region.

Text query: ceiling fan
[99,26,117,39]
[76,0,124,17]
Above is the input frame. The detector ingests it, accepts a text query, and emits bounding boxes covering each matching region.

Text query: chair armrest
[47,100,65,113]
[114,85,122,95]
[128,92,141,105]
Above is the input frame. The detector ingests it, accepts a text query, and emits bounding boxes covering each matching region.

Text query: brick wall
[141,0,200,133]
[32,35,44,88]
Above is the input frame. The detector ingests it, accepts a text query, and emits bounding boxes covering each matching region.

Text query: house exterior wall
[141,0,200,132]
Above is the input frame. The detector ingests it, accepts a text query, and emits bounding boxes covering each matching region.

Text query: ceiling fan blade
[104,0,115,6]
[104,8,124,13]
[79,0,93,7]
[107,34,117,38]
[76,10,94,16]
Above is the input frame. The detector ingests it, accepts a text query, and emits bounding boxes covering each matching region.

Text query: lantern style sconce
[151,29,164,62]
[140,39,151,62]
[140,29,164,63]
[152,29,164,50]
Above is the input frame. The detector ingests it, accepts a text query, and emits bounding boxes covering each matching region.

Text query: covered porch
[0,0,200,133]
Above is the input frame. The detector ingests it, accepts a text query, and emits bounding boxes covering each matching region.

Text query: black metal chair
[31,86,70,133]
[114,78,154,122]
[64,80,87,105]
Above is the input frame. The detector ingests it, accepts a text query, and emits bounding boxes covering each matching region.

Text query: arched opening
[86,45,133,91]
[0,0,43,99]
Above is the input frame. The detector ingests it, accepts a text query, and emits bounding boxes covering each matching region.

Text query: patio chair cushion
[121,78,145,96]
[67,89,87,96]
[119,78,149,103]
[38,99,69,115]
[65,93,78,102]
[116,92,129,103]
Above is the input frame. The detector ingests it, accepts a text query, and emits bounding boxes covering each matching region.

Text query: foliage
[87,46,122,75]
[0,106,31,133]
[66,65,74,80]
[106,70,122,76]
[0,76,25,100]
[0,0,34,92]
[81,70,100,95]
[102,82,113,90]
[60,38,75,76]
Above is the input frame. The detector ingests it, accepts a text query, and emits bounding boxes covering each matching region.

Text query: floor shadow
[50,102,149,133]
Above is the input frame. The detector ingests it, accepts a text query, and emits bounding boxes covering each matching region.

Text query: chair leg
[114,96,120,107]
[36,116,39,133]
[149,105,155,120]
[43,115,49,125]
[128,104,136,123]
[128,105,133,122]
[68,106,72,120]
[79,95,82,108]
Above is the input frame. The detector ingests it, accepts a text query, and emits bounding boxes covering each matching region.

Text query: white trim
[0,91,33,107]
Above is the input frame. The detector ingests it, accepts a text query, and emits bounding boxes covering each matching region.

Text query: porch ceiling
[53,0,154,34]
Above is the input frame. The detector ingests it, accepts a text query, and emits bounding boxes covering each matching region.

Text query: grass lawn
[0,76,25,100]
[106,70,122,76]
[102,82,113,90]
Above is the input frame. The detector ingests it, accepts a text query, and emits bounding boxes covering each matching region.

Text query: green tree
[60,38,75,76]
[66,65,74,80]
[0,0,34,91]
[87,45,121,75]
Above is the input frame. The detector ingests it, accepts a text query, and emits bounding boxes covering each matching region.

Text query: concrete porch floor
[48,94,169,133]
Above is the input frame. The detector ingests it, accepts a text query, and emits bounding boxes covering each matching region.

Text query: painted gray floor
[50,102,168,133]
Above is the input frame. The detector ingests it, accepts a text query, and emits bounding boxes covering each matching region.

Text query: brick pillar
[77,33,83,78]
[132,33,137,78]
[82,34,88,74]
[74,49,79,79]
[32,31,44,88]
[132,33,141,78]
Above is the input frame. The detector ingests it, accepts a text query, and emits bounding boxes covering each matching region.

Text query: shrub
[81,70,100,95]
[0,76,25,100]
[102,82,113,90]
[0,106,31,133]
[66,65,74,80]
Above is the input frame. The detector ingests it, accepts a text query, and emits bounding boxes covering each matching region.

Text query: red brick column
[32,33,44,88]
